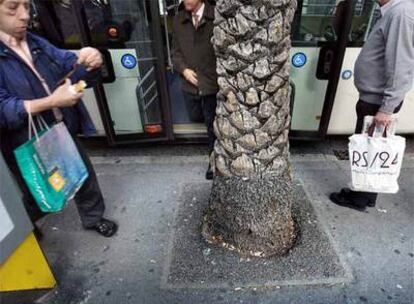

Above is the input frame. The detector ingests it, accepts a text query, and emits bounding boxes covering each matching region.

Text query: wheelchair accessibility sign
[292,52,307,68]
[121,54,137,69]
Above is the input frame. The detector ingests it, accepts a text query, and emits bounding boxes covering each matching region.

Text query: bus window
[159,0,181,69]
[30,0,83,48]
[349,0,380,46]
[80,0,166,133]
[292,0,341,45]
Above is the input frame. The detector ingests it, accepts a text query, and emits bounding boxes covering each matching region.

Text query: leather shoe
[329,188,367,212]
[88,218,118,237]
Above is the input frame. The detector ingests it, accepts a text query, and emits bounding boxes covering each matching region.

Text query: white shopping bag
[349,116,406,193]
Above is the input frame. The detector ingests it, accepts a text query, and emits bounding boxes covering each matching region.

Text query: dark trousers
[8,137,105,228]
[350,100,403,205]
[183,92,217,153]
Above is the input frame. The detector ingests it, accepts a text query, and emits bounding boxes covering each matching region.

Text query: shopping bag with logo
[14,114,89,212]
[348,116,406,193]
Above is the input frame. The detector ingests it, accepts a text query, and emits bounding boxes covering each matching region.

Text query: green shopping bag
[14,114,89,212]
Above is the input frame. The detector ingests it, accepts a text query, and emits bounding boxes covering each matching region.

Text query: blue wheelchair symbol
[342,70,353,80]
[292,53,307,68]
[121,54,137,69]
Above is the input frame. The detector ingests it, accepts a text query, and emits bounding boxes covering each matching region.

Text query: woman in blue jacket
[0,0,117,237]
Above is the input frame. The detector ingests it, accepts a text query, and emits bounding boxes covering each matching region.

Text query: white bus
[30,0,413,145]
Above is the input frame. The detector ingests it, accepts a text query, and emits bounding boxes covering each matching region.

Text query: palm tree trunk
[202,0,298,257]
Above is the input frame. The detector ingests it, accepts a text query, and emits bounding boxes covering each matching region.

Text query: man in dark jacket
[172,0,219,180]
[0,0,117,237]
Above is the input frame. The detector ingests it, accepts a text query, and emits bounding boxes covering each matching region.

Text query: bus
[29,0,414,145]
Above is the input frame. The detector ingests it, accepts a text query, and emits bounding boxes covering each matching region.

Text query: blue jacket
[0,32,97,162]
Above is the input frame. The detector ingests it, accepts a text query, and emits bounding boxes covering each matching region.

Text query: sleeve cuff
[380,99,400,114]
[177,65,187,75]
[379,106,394,114]
[17,99,28,121]
[70,64,88,84]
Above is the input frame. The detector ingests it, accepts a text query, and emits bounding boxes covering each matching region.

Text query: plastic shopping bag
[349,116,406,193]
[14,115,88,212]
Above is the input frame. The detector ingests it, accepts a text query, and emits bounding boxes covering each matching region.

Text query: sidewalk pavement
[10,140,414,304]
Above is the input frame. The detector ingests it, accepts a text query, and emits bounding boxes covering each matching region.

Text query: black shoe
[88,218,118,237]
[341,187,377,208]
[329,188,367,212]
[205,164,213,180]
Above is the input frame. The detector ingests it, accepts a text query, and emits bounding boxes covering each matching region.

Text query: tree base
[202,174,297,257]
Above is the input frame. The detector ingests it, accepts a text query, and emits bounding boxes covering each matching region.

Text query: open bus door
[31,0,174,145]
[289,0,392,139]
[289,0,355,139]
[328,0,414,135]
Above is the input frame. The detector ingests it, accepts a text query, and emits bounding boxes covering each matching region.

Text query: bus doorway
[288,0,354,138]
[327,0,414,135]
[288,0,413,137]
[31,0,174,145]
[163,0,357,140]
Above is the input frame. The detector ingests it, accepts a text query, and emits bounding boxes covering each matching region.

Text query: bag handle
[27,104,50,141]
[36,115,50,131]
[363,115,397,138]
[367,123,387,138]
[27,103,40,141]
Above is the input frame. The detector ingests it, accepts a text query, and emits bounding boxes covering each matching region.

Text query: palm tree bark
[202,0,298,257]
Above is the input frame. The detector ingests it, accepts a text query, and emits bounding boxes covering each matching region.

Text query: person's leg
[201,94,217,154]
[350,100,380,206]
[201,94,217,180]
[72,138,117,237]
[72,138,105,228]
[6,158,47,240]
[6,159,46,223]
[182,92,204,123]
